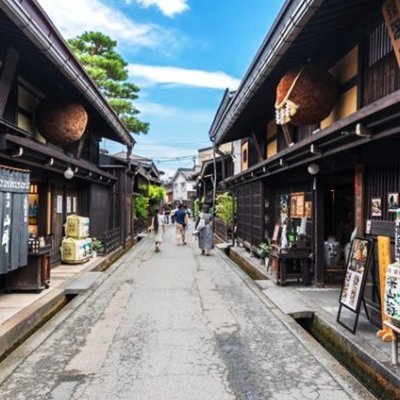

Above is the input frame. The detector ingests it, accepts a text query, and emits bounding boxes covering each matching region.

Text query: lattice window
[368,22,392,67]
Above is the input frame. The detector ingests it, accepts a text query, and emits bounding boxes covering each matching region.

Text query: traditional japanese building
[210,0,400,325]
[100,151,164,245]
[0,0,134,275]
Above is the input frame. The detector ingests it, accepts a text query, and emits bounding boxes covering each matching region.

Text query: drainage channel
[226,247,400,400]
[0,291,79,363]
[294,313,400,400]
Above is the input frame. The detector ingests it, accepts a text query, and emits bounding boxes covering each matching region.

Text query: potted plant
[92,237,104,257]
[257,239,272,266]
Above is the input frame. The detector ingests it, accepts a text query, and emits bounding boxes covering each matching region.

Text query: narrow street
[0,223,374,400]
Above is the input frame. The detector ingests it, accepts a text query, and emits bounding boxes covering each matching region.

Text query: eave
[0,0,134,148]
[1,123,116,183]
[223,88,400,187]
[210,0,379,145]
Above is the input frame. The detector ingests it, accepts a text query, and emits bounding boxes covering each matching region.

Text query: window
[368,22,392,67]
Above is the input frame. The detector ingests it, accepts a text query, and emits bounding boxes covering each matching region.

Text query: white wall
[233,140,242,175]
[173,173,189,202]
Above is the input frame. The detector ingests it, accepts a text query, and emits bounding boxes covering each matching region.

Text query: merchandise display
[65,215,90,238]
[61,237,92,264]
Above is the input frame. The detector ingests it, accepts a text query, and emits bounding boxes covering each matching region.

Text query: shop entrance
[323,171,354,278]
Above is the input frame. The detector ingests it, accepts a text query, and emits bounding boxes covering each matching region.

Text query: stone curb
[221,244,400,399]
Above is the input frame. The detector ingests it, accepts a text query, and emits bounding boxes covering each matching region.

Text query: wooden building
[0,1,134,271]
[196,145,234,204]
[100,151,163,245]
[210,0,400,325]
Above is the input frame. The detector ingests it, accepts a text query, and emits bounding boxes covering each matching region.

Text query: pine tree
[68,31,149,135]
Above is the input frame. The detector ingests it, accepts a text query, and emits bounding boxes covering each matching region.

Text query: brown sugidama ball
[275,64,338,126]
[35,96,88,146]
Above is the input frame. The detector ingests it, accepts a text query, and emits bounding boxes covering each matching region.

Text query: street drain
[0,292,78,362]
[293,313,400,400]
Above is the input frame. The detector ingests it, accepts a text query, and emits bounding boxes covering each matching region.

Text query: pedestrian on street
[164,205,171,224]
[174,204,188,246]
[196,203,214,256]
[149,209,165,252]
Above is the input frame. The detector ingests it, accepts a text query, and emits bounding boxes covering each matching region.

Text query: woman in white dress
[149,209,165,252]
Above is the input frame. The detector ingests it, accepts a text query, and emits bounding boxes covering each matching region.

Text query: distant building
[197,144,235,204]
[170,167,198,205]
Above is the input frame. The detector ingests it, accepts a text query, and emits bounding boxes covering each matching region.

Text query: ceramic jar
[324,236,340,267]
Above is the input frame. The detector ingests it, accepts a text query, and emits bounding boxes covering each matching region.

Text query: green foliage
[138,184,166,211]
[134,195,149,219]
[148,185,166,205]
[215,192,234,226]
[91,237,104,251]
[193,198,202,220]
[257,239,272,258]
[68,31,149,135]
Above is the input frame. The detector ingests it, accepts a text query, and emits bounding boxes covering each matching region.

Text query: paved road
[0,223,374,400]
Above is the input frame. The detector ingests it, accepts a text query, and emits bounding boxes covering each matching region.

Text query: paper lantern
[275,64,337,126]
[35,96,88,146]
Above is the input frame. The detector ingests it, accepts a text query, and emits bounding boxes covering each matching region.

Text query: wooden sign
[337,237,373,334]
[290,192,305,218]
[382,0,400,68]
[377,236,393,342]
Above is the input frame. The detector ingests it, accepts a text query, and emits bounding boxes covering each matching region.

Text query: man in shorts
[174,204,188,245]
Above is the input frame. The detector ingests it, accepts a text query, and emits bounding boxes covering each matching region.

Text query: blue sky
[38,0,285,177]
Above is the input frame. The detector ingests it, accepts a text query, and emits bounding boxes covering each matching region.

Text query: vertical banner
[382,0,400,68]
[354,165,364,236]
[0,167,30,273]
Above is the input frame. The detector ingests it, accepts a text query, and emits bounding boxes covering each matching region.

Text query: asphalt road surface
[0,223,375,400]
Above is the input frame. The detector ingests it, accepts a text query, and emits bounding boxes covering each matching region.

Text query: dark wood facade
[0,2,133,271]
[209,0,400,328]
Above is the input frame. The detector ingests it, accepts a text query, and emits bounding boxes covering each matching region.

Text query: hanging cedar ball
[275,64,338,126]
[34,96,88,146]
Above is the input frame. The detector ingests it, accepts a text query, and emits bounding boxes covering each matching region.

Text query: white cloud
[37,0,175,50]
[125,0,189,17]
[137,101,215,123]
[128,64,241,90]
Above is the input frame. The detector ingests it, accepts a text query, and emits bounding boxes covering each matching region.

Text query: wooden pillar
[251,132,264,163]
[282,124,295,148]
[0,46,19,117]
[314,176,325,286]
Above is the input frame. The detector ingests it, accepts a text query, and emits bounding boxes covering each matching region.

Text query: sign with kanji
[382,0,400,68]
[337,237,373,333]
[385,262,400,322]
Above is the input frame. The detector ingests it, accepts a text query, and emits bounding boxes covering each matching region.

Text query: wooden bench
[383,320,400,365]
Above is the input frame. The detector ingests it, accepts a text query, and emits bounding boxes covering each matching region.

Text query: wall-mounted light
[64,166,74,180]
[73,167,79,173]
[310,144,322,156]
[355,123,372,138]
[45,157,54,166]
[307,163,320,175]
[11,147,23,158]
[279,158,286,167]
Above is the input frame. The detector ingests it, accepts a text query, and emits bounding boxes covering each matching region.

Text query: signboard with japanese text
[384,262,400,322]
[382,0,400,68]
[337,237,373,333]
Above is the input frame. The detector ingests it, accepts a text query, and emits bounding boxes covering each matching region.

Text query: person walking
[174,204,188,246]
[149,209,165,252]
[196,204,214,256]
